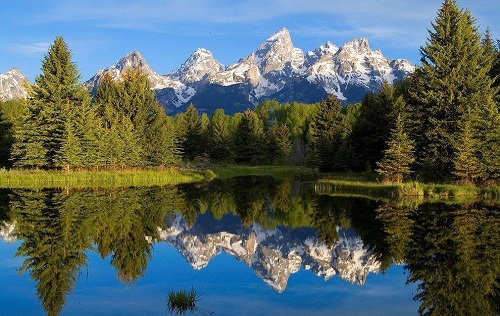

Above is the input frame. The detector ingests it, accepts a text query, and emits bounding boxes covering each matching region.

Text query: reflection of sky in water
[0,241,418,316]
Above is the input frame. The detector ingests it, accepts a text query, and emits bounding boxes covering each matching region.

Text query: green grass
[0,168,213,189]
[167,288,198,315]
[213,165,317,179]
[314,178,500,200]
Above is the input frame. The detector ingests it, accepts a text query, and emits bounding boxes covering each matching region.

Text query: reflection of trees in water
[8,186,181,315]
[4,179,499,316]
[11,190,89,316]
[403,202,500,316]
[375,200,415,266]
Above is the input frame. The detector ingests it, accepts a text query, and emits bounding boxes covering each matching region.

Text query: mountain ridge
[1,28,414,114]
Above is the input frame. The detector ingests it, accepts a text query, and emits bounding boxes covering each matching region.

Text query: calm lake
[0,176,498,315]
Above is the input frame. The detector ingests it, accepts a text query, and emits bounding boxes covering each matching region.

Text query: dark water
[0,177,498,315]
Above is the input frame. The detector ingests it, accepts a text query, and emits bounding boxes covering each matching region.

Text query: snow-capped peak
[0,67,29,100]
[114,50,149,72]
[77,27,414,114]
[339,38,372,55]
[255,27,301,74]
[169,48,224,84]
[305,41,339,67]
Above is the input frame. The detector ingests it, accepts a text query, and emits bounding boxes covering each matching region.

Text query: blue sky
[1,0,499,82]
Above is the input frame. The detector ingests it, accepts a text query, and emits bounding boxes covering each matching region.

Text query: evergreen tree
[119,69,163,166]
[207,108,233,163]
[179,104,203,160]
[474,101,500,184]
[233,109,265,164]
[309,95,344,171]
[350,82,406,171]
[0,106,14,167]
[482,29,500,102]
[142,107,180,166]
[376,115,415,183]
[408,0,496,179]
[452,111,480,184]
[268,120,292,165]
[11,37,89,169]
[57,120,84,170]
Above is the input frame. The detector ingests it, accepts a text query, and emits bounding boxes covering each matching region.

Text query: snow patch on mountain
[79,27,414,113]
[169,48,224,84]
[0,68,29,100]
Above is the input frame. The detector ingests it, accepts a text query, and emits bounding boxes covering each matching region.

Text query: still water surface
[0,177,498,315]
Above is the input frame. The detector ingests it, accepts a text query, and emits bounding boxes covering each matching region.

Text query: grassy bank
[314,178,500,199]
[0,168,214,189]
[213,165,317,179]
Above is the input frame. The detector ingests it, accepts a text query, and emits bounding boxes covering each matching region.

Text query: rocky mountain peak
[74,27,414,114]
[170,48,224,84]
[114,50,150,72]
[0,67,29,100]
[85,50,185,94]
[305,41,339,67]
[255,27,300,74]
[338,38,372,56]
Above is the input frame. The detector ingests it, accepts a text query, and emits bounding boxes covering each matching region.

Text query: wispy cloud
[20,0,500,52]
[6,42,50,57]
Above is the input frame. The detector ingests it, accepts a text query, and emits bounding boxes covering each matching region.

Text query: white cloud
[25,0,500,51]
[6,42,50,57]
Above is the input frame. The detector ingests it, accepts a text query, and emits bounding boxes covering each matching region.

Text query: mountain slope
[85,27,413,114]
[0,68,29,101]
[1,28,414,114]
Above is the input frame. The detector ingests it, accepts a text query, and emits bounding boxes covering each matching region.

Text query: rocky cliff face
[0,68,29,101]
[158,213,381,292]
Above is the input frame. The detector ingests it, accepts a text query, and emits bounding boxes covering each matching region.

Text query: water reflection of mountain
[0,179,499,316]
[160,213,380,292]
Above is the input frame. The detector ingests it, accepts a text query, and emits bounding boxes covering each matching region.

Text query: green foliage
[177,104,204,160]
[473,101,500,184]
[0,105,14,167]
[167,288,198,315]
[452,110,480,184]
[207,108,233,162]
[376,115,415,183]
[233,109,266,164]
[310,95,345,171]
[268,120,292,164]
[11,37,89,169]
[407,0,497,180]
[351,82,406,171]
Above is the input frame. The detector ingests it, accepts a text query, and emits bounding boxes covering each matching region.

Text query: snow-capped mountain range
[158,213,381,292]
[1,28,414,114]
[0,68,29,101]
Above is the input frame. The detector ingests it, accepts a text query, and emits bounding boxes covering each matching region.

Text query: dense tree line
[0,0,499,184]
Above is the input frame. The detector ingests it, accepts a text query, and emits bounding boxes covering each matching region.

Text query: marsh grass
[0,168,212,189]
[314,179,500,200]
[167,288,198,315]
[213,165,317,179]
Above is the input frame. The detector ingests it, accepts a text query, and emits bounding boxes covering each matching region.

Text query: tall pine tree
[309,95,344,171]
[408,0,497,180]
[233,109,265,164]
[11,37,89,169]
[376,115,415,184]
